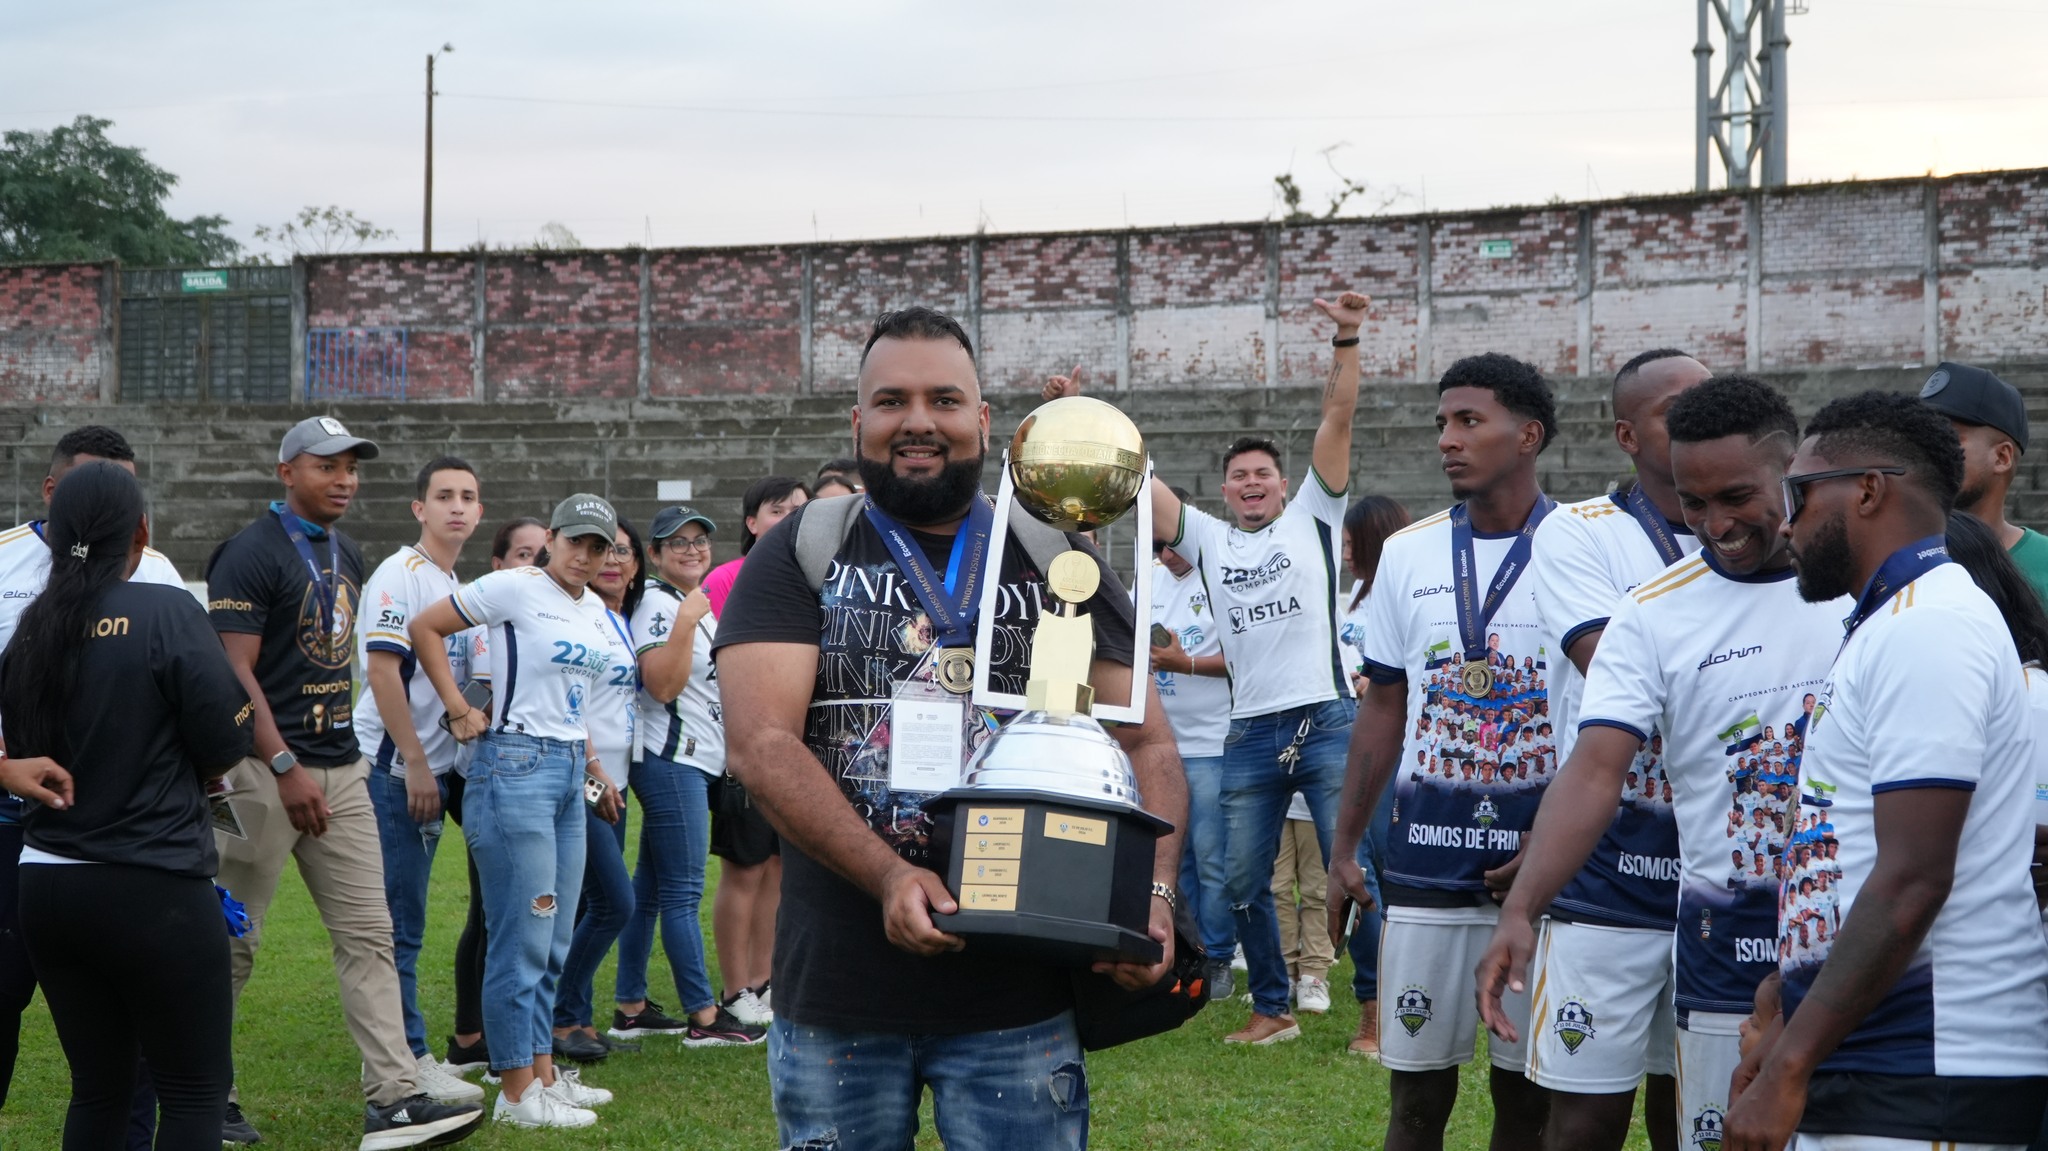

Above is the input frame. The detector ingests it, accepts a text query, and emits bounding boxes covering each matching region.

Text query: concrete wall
[3,168,2044,403]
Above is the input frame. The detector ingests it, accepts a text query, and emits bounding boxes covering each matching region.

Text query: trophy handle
[972,452,1152,727]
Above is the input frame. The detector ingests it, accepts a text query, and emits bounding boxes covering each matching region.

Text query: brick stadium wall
[0,261,112,402]
[4,169,2045,401]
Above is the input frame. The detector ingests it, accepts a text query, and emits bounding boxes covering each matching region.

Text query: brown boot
[1348,1000,1380,1058]
[1223,1012,1302,1045]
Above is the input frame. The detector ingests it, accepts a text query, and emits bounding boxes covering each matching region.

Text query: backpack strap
[794,494,867,592]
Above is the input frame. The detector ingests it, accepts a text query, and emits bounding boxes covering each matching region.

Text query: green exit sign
[180,269,229,292]
[1477,240,1513,259]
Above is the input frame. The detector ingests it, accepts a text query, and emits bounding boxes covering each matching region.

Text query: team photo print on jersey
[1394,625,1551,859]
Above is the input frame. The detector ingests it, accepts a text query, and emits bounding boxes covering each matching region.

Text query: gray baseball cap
[550,493,618,541]
[1920,361,2028,453]
[650,505,716,540]
[279,416,380,464]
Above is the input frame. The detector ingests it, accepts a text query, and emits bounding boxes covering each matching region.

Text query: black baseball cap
[1920,361,2028,453]
[650,505,716,540]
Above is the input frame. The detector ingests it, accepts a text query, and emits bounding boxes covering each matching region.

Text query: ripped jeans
[463,731,587,1073]
[767,1012,1087,1151]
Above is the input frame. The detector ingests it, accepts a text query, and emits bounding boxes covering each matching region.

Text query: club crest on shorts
[1551,999,1595,1054]
[1471,795,1498,828]
[1690,1105,1724,1151]
[1393,986,1433,1036]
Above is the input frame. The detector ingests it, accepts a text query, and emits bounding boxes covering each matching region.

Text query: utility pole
[1696,0,1798,191]
[424,43,452,252]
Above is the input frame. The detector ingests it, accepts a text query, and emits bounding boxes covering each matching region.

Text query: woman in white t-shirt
[552,518,647,1061]
[411,494,627,1129]
[1335,493,1410,1055]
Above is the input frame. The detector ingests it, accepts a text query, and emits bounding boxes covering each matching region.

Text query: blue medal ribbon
[1448,495,1556,663]
[1612,483,1687,566]
[273,505,340,646]
[1840,535,1950,647]
[862,493,996,647]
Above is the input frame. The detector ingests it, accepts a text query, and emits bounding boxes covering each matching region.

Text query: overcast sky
[5,0,2044,255]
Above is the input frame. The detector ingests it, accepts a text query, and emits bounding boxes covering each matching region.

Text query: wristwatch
[1150,882,1181,913]
[268,750,299,776]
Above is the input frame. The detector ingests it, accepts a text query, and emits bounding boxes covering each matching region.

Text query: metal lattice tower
[1696,0,1796,190]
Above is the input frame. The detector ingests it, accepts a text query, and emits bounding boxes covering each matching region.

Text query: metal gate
[118,266,292,402]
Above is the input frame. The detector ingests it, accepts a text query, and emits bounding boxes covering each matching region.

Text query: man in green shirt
[1920,360,2048,604]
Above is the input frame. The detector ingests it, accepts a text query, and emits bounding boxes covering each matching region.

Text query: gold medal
[938,647,976,695]
[1461,660,1494,699]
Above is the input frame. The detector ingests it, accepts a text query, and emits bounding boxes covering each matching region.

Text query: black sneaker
[685,1006,768,1048]
[553,1029,609,1064]
[360,1094,485,1150]
[222,1101,262,1144]
[608,999,689,1039]
[442,1035,488,1077]
[596,1032,641,1055]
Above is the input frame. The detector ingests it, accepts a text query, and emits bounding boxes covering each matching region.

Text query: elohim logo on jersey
[1698,644,1763,671]
[1690,1107,1724,1151]
[1552,1000,1595,1054]
[1393,987,1433,1036]
[1411,583,1453,599]
[1226,597,1302,634]
[1219,554,1291,592]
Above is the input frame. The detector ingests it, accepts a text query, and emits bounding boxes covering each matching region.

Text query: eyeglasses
[667,536,713,552]
[1779,466,1906,524]
[604,544,635,559]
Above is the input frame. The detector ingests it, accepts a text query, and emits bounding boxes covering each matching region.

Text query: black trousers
[444,774,487,1038]
[0,822,41,1109]
[20,862,232,1151]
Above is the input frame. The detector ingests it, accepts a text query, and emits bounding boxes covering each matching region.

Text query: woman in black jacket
[0,461,252,1150]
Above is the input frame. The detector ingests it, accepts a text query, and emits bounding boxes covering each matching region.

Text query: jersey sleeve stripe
[1362,657,1406,684]
[450,594,481,628]
[1634,563,1712,603]
[365,639,411,658]
[1870,778,1977,794]
[1390,509,1452,539]
[1631,556,1709,600]
[1559,618,1610,653]
[1578,717,1650,744]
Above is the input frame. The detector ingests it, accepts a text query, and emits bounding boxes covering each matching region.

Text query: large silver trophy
[927,396,1171,965]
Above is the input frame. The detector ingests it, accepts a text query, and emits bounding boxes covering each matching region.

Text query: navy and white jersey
[1172,477,1348,719]
[1362,505,1555,910]
[449,567,625,744]
[1531,491,1698,930]
[354,546,474,777]
[1578,551,1846,1014]
[586,608,637,787]
[1149,562,1230,758]
[1781,554,2048,1085]
[631,580,724,776]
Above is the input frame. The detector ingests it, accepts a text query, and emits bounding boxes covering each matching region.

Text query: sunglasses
[1779,466,1906,524]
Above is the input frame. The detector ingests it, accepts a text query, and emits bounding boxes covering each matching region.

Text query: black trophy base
[927,789,1171,969]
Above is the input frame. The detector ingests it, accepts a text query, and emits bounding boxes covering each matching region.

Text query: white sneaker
[726,988,773,1027]
[1296,975,1332,1014]
[546,1066,613,1108]
[1230,945,1248,973]
[756,982,771,1012]
[415,1054,485,1104]
[493,1085,596,1129]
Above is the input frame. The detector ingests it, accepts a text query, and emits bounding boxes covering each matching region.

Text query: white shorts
[1525,919,1676,1092]
[1378,905,1531,1074]
[1785,1130,2023,1138]
[1675,1010,1744,1151]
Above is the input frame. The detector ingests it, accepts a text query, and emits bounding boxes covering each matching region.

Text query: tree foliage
[0,115,239,264]
[251,205,397,261]
[1273,144,1410,224]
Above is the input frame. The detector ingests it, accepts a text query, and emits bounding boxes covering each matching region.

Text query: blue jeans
[367,766,450,1058]
[1221,696,1354,1018]
[768,1012,1087,1151]
[463,732,586,1072]
[1174,754,1235,957]
[1348,775,1395,1004]
[555,802,633,1029]
[613,755,715,1014]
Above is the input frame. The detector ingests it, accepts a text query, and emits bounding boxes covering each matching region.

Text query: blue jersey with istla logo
[1531,493,1698,931]
[1362,506,1555,907]
[1577,550,1847,1013]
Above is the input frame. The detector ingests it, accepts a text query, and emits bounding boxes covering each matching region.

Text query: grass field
[0,813,1661,1149]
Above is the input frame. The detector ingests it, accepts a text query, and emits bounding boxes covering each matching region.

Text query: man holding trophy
[715,306,1185,1151]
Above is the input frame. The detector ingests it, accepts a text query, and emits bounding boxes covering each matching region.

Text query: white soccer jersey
[0,520,185,650]
[1782,552,2048,1080]
[354,546,475,777]
[1531,490,1699,931]
[449,567,628,744]
[1361,503,1556,906]
[2028,667,2048,930]
[631,579,724,775]
[586,608,638,787]
[1339,582,1372,678]
[1172,476,1347,718]
[1578,551,1846,1015]
[1149,562,1230,758]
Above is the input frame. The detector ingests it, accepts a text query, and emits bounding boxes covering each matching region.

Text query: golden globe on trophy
[926,396,1173,966]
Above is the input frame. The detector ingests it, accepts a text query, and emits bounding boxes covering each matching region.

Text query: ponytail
[0,462,144,760]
